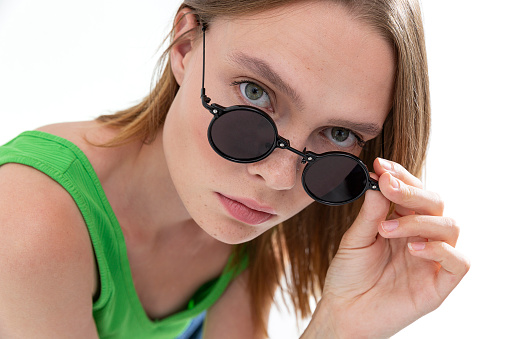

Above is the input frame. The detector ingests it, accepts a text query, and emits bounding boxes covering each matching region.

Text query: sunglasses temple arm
[201,24,212,109]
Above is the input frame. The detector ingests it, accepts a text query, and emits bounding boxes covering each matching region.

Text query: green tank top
[0,131,247,338]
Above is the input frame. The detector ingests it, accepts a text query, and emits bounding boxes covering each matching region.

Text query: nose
[246,147,302,191]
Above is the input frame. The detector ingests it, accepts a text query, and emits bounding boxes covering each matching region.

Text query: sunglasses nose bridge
[275,135,310,162]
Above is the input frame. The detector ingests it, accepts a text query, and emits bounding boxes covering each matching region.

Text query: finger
[407,241,470,298]
[379,215,460,246]
[379,172,444,216]
[375,158,423,189]
[340,186,390,250]
[390,205,415,218]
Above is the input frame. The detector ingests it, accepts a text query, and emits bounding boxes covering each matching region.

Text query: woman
[0,0,469,338]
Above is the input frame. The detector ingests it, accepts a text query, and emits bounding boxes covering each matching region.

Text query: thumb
[340,182,390,249]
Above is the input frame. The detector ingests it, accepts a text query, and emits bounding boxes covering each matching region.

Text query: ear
[170,8,200,86]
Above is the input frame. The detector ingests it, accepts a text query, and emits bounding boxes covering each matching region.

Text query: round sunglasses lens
[303,155,367,204]
[210,109,276,161]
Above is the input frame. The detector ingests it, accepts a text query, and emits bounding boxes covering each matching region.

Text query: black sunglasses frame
[199,25,380,206]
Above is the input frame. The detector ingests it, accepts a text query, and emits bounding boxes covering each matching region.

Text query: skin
[0,1,469,338]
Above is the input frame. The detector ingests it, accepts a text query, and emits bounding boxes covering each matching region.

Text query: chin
[203,220,272,245]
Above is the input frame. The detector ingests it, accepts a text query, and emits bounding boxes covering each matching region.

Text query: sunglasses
[199,26,380,206]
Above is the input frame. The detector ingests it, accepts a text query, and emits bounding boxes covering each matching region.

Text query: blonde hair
[97,0,430,332]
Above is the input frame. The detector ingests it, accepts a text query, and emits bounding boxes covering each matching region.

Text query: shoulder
[0,163,98,336]
[0,163,96,281]
[35,120,142,179]
[36,120,114,163]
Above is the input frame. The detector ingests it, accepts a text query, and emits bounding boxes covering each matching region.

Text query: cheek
[163,89,245,205]
[165,88,213,162]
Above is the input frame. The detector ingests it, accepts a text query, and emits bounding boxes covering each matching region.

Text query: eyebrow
[327,118,382,138]
[227,51,383,138]
[227,51,305,110]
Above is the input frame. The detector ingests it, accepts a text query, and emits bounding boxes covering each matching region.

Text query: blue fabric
[175,311,205,339]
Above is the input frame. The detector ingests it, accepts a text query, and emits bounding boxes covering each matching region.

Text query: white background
[0,1,508,338]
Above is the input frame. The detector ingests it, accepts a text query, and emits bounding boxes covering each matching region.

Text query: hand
[319,158,470,338]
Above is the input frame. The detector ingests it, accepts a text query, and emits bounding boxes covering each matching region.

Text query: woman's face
[163,1,395,244]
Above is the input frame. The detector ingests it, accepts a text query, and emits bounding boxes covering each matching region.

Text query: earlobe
[170,8,200,85]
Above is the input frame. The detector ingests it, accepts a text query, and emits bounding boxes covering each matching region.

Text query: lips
[216,193,276,225]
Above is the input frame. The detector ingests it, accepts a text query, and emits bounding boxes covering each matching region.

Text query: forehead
[205,1,395,125]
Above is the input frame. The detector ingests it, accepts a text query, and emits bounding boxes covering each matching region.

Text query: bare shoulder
[204,270,272,339]
[0,163,95,261]
[36,120,108,151]
[0,163,99,337]
[36,120,139,178]
[36,120,123,148]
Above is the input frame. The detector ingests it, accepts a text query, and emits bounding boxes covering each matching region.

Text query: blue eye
[239,82,271,109]
[323,127,360,149]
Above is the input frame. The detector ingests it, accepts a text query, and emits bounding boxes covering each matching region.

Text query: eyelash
[230,79,366,151]
[354,134,366,148]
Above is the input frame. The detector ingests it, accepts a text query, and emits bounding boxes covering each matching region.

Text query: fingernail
[408,242,426,251]
[378,158,392,171]
[390,174,400,190]
[381,220,399,232]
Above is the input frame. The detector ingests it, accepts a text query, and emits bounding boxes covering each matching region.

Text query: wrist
[301,298,343,339]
